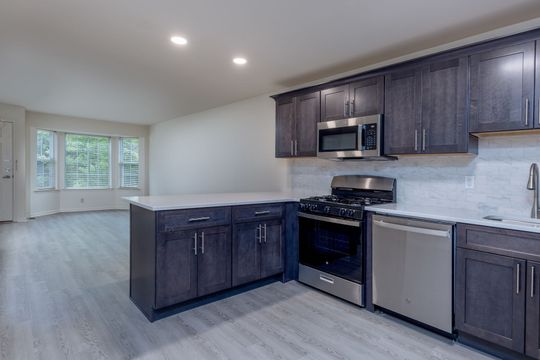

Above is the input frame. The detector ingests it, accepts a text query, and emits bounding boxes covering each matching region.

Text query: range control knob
[324,206,331,213]
[309,204,318,211]
[300,203,307,211]
[339,208,347,216]
[347,209,355,217]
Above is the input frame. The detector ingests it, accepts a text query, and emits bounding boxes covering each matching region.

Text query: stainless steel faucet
[527,163,540,219]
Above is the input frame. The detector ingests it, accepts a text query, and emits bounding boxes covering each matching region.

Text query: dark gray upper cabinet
[527,261,540,359]
[156,230,198,308]
[421,57,470,154]
[469,41,535,133]
[535,42,540,130]
[295,91,320,157]
[385,57,477,155]
[349,77,385,117]
[456,248,526,353]
[275,91,320,158]
[260,219,284,278]
[321,77,384,122]
[275,96,296,158]
[196,226,231,297]
[384,67,422,155]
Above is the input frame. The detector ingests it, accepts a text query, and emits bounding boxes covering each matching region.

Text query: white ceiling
[1,0,540,125]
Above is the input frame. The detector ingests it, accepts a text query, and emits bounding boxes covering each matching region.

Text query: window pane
[65,134,111,189]
[120,138,139,188]
[36,130,55,189]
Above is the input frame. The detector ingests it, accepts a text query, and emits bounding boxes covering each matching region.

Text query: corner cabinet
[469,41,535,133]
[274,91,320,158]
[384,56,477,155]
[455,224,540,359]
[320,76,384,122]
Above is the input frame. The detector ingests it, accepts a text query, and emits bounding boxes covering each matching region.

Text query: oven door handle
[298,212,361,227]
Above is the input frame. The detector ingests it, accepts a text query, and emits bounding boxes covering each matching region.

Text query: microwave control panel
[363,124,378,150]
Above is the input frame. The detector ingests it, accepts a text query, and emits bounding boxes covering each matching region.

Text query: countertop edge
[125,197,299,212]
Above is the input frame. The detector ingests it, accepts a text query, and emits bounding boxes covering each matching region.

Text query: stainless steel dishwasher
[372,214,454,334]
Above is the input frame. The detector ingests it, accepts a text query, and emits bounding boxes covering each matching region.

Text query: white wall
[149,95,289,195]
[0,103,26,222]
[26,111,149,217]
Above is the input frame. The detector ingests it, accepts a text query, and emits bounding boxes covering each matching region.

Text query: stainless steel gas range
[298,175,396,306]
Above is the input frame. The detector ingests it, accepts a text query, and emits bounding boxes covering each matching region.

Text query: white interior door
[0,122,13,221]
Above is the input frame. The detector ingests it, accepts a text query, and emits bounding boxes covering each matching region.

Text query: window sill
[63,187,113,191]
[118,187,141,191]
[34,188,59,193]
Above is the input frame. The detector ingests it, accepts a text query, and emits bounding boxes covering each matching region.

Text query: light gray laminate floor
[0,211,494,360]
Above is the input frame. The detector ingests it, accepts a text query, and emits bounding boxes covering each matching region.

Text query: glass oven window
[299,217,363,284]
[319,126,358,152]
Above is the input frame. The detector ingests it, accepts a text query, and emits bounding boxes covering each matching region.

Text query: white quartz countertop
[124,192,299,211]
[365,203,540,234]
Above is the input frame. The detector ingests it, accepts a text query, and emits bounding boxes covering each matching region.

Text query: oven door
[298,212,363,284]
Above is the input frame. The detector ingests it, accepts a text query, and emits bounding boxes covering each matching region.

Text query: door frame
[0,120,14,222]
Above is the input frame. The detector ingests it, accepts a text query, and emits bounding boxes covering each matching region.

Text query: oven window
[299,217,363,283]
[319,126,358,152]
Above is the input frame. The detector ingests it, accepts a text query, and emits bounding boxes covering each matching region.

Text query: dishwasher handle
[373,219,451,238]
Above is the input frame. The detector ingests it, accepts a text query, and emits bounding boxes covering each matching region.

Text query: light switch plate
[465,176,475,189]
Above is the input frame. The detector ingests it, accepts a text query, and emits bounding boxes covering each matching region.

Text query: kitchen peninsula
[125,192,298,321]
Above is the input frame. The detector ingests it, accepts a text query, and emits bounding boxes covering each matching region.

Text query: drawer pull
[255,210,271,216]
[319,275,334,284]
[517,263,521,295]
[188,216,211,223]
[532,266,536,299]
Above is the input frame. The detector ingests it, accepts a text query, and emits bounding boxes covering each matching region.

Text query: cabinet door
[384,68,422,155]
[470,42,535,132]
[321,85,349,121]
[260,219,283,278]
[155,230,198,308]
[527,261,540,359]
[295,91,320,157]
[349,76,384,117]
[232,222,261,286]
[197,226,232,297]
[456,248,525,353]
[275,96,295,158]
[421,57,468,154]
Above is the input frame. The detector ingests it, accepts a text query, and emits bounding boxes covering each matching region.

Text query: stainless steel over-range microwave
[317,115,384,160]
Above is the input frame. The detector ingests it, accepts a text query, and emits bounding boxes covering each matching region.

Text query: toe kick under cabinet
[455,224,540,359]
[129,202,297,322]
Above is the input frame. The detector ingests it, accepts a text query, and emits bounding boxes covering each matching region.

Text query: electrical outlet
[465,176,475,189]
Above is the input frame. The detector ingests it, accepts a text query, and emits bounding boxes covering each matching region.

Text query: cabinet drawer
[232,204,284,223]
[457,224,540,262]
[158,207,231,232]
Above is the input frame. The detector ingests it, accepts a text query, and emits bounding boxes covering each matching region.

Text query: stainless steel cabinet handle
[294,140,298,156]
[319,275,335,284]
[344,101,349,117]
[290,140,294,156]
[254,210,270,216]
[350,99,355,116]
[256,224,262,244]
[517,263,521,294]
[193,232,198,256]
[422,129,426,152]
[525,98,530,126]
[188,216,211,223]
[200,232,205,254]
[263,224,267,243]
[532,266,536,299]
[414,130,418,151]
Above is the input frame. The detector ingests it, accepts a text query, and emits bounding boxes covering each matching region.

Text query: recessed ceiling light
[233,57,248,65]
[170,36,188,46]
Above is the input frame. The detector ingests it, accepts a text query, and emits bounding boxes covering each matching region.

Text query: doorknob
[2,175,11,179]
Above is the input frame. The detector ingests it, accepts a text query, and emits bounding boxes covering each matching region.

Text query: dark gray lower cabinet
[232,219,283,287]
[196,226,231,297]
[527,261,540,359]
[456,248,526,353]
[156,230,198,308]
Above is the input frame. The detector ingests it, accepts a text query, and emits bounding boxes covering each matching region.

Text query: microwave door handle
[359,124,366,151]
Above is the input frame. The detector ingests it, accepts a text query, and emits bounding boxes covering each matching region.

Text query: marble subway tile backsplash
[288,134,540,218]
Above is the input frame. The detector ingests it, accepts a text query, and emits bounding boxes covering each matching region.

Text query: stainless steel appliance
[317,115,392,160]
[298,175,396,306]
[372,214,454,334]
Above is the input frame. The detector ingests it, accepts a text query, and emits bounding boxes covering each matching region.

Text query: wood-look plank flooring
[0,211,494,360]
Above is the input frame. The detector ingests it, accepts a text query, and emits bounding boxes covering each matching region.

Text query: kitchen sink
[483,215,540,228]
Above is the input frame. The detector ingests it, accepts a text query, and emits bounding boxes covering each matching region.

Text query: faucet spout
[528,163,539,218]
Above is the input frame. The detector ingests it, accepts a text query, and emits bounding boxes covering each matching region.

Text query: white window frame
[119,137,140,189]
[35,129,57,190]
[64,133,112,190]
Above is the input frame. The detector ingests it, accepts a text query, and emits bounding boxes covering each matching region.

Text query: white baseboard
[30,206,128,218]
